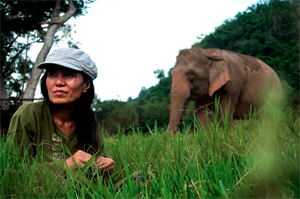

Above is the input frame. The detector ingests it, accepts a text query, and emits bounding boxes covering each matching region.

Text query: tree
[127,96,133,102]
[104,106,138,135]
[154,69,165,82]
[23,0,76,102]
[138,87,148,99]
[93,99,126,123]
[91,96,138,135]
[0,0,95,109]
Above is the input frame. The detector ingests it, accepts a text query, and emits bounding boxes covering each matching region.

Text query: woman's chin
[51,99,74,105]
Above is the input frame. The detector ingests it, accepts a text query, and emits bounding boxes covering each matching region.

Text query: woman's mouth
[54,91,67,95]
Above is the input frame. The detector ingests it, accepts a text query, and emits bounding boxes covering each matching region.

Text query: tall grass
[1,103,299,198]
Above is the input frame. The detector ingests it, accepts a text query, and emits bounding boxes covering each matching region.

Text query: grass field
[1,104,299,198]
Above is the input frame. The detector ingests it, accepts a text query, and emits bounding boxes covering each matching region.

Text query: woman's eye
[48,72,56,77]
[66,72,76,77]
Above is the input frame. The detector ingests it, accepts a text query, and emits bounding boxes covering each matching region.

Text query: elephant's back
[239,58,281,112]
[255,59,281,88]
[256,59,282,103]
[221,50,262,72]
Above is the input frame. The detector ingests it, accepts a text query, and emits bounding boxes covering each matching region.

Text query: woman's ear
[82,80,91,93]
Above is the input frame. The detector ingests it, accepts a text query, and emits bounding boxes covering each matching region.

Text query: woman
[7,48,114,174]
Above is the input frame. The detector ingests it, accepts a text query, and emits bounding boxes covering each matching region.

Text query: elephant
[168,46,281,134]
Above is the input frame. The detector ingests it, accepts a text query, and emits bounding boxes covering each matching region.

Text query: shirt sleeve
[6,107,66,175]
[6,110,37,158]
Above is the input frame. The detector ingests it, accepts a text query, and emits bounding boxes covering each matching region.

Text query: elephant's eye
[187,72,196,80]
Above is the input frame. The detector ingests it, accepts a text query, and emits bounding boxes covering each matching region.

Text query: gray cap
[37,48,98,80]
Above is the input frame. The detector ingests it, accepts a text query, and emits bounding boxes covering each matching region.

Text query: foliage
[1,105,299,198]
[104,106,138,135]
[3,56,34,98]
[92,69,172,135]
[281,80,300,110]
[92,96,137,135]
[1,0,94,97]
[153,69,166,81]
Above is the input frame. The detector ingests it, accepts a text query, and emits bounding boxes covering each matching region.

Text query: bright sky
[31,0,259,101]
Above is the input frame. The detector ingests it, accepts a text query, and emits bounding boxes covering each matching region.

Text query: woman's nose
[55,76,66,86]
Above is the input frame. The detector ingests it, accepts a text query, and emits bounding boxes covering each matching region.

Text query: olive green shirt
[6,101,104,172]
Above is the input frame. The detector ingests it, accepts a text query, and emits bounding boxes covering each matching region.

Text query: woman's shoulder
[14,101,49,117]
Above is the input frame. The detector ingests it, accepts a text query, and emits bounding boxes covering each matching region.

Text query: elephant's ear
[204,49,223,60]
[208,60,231,97]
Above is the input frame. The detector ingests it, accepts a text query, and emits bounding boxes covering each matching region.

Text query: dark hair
[40,70,99,154]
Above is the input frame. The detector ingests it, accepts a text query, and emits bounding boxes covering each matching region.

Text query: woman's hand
[64,150,92,170]
[64,150,115,175]
[96,156,115,175]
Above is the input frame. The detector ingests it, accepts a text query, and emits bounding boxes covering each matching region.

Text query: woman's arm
[7,111,37,159]
[6,107,67,175]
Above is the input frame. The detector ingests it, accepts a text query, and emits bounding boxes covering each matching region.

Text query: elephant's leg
[194,99,214,128]
[217,94,239,126]
[196,106,211,127]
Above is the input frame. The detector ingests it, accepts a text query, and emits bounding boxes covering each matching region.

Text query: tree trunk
[23,0,76,103]
[0,65,10,137]
[0,65,10,111]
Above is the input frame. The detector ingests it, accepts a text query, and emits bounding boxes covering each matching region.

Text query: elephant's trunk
[168,73,190,135]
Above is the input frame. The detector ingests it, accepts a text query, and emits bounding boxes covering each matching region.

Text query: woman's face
[46,66,90,105]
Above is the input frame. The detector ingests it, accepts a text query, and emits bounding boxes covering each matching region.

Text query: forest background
[92,0,299,135]
[1,0,299,135]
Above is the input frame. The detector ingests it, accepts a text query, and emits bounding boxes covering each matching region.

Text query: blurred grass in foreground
[1,102,299,198]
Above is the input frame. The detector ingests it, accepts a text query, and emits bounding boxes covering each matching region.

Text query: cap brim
[37,61,82,72]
